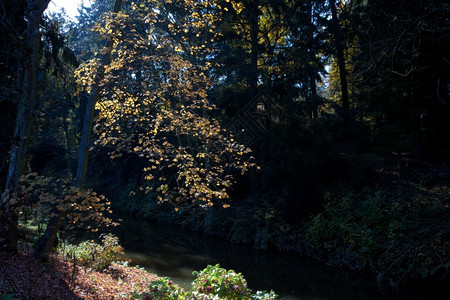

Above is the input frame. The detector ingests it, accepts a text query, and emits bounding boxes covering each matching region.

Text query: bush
[131,277,187,300]
[305,189,449,282]
[132,264,277,300]
[59,233,125,270]
[0,294,14,300]
[191,264,251,299]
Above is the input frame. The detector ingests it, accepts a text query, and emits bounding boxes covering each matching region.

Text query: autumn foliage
[75,0,254,208]
[9,173,115,233]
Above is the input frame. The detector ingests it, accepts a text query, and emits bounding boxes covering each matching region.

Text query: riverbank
[112,155,449,291]
[0,244,157,299]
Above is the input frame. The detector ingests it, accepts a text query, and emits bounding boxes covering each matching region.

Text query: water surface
[112,218,389,299]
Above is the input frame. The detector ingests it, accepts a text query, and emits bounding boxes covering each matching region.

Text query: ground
[0,244,157,299]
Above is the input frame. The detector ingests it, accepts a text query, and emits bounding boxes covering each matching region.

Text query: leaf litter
[0,244,157,299]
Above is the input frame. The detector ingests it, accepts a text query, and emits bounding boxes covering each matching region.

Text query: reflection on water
[111,217,390,300]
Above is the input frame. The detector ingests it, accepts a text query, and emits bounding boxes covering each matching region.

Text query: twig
[70,254,78,289]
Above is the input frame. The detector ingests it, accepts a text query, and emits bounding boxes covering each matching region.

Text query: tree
[75,0,254,209]
[284,0,328,118]
[0,0,52,252]
[0,1,93,257]
[349,0,450,152]
[328,0,349,118]
[213,0,328,115]
[33,0,123,261]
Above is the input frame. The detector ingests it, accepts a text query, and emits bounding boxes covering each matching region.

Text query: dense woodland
[0,0,449,297]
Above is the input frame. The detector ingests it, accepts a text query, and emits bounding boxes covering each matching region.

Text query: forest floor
[0,243,157,299]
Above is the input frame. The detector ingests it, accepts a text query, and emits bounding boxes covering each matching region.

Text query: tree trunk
[0,105,29,251]
[248,0,259,94]
[74,0,123,188]
[308,0,318,119]
[0,0,50,252]
[73,90,99,188]
[310,76,318,119]
[33,0,123,260]
[33,211,65,261]
[0,204,18,252]
[329,0,349,118]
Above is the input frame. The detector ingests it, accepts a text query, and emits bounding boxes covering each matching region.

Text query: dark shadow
[0,244,81,299]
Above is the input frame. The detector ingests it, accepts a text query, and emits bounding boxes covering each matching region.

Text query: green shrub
[131,277,187,299]
[192,264,277,300]
[59,233,125,270]
[192,264,250,299]
[305,189,449,282]
[0,293,14,300]
[132,264,277,300]
[251,290,278,300]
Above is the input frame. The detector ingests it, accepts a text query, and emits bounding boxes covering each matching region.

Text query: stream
[110,217,400,299]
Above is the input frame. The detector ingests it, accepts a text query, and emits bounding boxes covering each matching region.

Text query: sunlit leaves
[75,0,255,209]
[14,173,115,232]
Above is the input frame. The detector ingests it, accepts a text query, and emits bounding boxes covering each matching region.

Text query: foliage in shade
[306,189,449,282]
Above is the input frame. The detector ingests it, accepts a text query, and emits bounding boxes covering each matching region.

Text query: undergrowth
[131,264,277,300]
[58,233,126,270]
[305,188,449,285]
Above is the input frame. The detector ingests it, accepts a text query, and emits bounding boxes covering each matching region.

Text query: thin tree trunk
[32,210,65,259]
[248,0,259,94]
[329,0,349,117]
[308,0,318,119]
[73,89,99,188]
[33,0,123,260]
[74,0,123,188]
[247,0,261,194]
[310,76,318,119]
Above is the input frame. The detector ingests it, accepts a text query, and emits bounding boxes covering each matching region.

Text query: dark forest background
[0,0,448,289]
